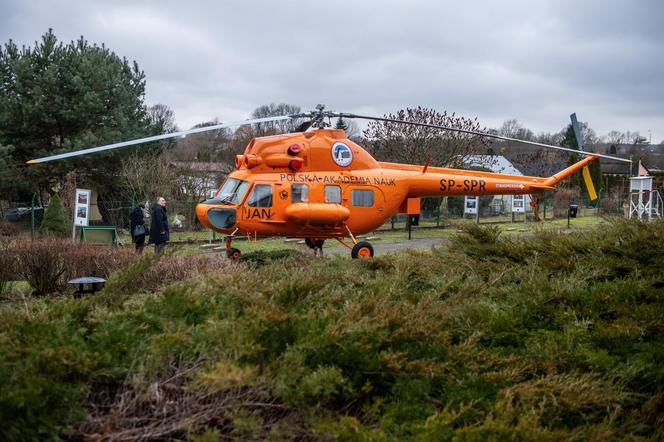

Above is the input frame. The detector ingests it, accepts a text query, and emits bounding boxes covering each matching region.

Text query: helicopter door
[343,185,386,229]
[242,181,278,223]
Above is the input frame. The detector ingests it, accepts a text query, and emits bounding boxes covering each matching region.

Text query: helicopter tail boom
[542,155,597,187]
[398,155,598,199]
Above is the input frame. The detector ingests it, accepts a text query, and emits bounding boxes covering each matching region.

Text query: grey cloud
[1,0,662,140]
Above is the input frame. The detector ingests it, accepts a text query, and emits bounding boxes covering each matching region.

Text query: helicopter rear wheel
[351,241,374,259]
[226,247,241,260]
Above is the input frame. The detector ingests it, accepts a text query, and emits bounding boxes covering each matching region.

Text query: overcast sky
[2,0,663,142]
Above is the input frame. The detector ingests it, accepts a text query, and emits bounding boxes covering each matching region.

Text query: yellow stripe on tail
[582,166,597,201]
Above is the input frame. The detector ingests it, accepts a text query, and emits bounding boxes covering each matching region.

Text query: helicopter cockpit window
[248,184,273,208]
[324,185,341,204]
[291,184,308,203]
[215,178,250,204]
[351,189,374,207]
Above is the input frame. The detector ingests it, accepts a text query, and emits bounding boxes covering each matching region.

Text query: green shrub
[39,193,68,236]
[1,219,663,439]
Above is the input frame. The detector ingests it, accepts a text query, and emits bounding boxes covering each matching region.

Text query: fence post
[31,192,36,242]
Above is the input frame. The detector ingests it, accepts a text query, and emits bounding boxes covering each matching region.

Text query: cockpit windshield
[215,178,250,204]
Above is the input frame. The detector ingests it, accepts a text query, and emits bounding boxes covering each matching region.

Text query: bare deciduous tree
[251,103,303,136]
[498,119,535,141]
[147,104,178,134]
[120,152,179,203]
[173,119,233,162]
[363,107,491,168]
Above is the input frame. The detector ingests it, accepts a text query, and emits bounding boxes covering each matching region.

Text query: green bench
[78,226,119,245]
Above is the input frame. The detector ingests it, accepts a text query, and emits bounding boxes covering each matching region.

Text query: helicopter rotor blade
[337,112,631,163]
[26,114,303,164]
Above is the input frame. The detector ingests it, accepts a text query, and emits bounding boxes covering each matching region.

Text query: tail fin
[581,165,598,200]
[543,156,598,188]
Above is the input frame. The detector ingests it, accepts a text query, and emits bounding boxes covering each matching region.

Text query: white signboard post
[464,196,478,215]
[512,195,525,213]
[73,188,91,240]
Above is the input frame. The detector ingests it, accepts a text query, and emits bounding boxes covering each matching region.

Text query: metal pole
[476,204,480,224]
[567,209,571,229]
[71,192,77,242]
[31,192,36,242]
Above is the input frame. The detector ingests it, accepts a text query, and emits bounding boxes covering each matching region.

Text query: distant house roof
[168,161,227,173]
[463,155,524,175]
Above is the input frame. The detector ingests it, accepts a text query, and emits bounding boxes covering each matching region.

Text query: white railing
[652,190,663,218]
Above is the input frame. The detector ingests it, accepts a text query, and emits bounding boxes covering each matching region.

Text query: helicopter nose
[195,203,237,231]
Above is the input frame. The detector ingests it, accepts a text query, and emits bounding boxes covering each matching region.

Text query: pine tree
[39,194,68,236]
[0,29,164,199]
[335,117,349,131]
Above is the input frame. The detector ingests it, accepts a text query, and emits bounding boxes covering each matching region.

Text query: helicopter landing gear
[226,247,241,260]
[305,238,325,257]
[351,241,374,259]
[337,225,374,259]
[225,233,241,261]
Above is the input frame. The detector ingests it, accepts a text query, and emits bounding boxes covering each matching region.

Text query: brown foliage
[66,245,137,281]
[552,188,579,217]
[138,254,233,293]
[69,360,304,441]
[14,238,72,295]
[11,239,138,295]
[0,221,19,237]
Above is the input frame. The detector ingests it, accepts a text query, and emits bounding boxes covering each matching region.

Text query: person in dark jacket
[149,197,169,253]
[129,203,147,253]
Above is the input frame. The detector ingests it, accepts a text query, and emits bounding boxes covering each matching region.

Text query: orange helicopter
[28,105,629,259]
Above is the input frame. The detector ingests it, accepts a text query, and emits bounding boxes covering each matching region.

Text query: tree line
[1,30,657,210]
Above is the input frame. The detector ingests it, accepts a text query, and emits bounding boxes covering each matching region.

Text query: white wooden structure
[629,176,662,221]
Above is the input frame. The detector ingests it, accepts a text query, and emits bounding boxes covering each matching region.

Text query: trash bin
[568,205,578,218]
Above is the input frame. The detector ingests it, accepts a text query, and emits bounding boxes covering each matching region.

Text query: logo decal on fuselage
[331,142,353,167]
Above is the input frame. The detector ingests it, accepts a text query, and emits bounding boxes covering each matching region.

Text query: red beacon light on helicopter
[287,144,301,156]
[288,158,303,172]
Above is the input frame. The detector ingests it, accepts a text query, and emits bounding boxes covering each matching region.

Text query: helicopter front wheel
[351,241,374,259]
[226,247,241,260]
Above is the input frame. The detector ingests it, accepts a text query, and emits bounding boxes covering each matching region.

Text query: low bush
[0,237,17,296]
[0,219,663,439]
[66,244,136,281]
[102,252,234,296]
[10,239,138,296]
[139,253,234,292]
[14,238,72,295]
[0,221,19,237]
